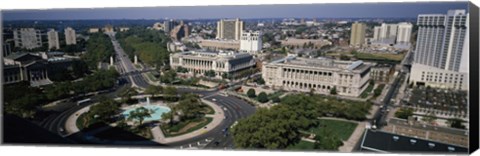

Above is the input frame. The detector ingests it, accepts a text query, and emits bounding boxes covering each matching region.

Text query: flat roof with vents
[360,129,468,153]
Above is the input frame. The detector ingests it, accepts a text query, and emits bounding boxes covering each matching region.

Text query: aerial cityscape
[1,2,473,154]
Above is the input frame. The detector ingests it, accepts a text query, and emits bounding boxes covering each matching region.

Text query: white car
[212,98,217,102]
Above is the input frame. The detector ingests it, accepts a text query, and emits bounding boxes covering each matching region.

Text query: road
[107,32,150,88]
[370,49,412,128]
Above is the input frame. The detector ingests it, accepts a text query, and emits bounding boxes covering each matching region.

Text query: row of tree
[231,94,372,149]
[4,69,119,118]
[83,33,115,69]
[116,28,170,68]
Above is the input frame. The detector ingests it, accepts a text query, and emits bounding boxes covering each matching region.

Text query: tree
[204,70,216,78]
[422,113,437,123]
[88,96,118,122]
[163,86,178,101]
[119,87,138,102]
[176,67,188,73]
[330,87,337,95]
[145,85,163,97]
[395,108,414,119]
[255,78,265,85]
[160,70,177,84]
[271,96,281,103]
[313,129,343,150]
[447,118,465,129]
[247,88,256,98]
[257,92,269,103]
[128,107,152,126]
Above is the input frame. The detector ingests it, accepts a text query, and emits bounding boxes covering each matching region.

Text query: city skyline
[2,2,468,20]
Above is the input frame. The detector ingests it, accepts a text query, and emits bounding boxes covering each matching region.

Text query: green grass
[354,52,405,62]
[287,140,316,150]
[359,84,374,98]
[305,119,357,141]
[162,117,213,137]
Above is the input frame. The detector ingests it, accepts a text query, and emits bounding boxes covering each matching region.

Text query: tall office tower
[163,19,176,33]
[373,26,382,41]
[13,28,42,50]
[414,9,469,72]
[396,22,413,44]
[240,30,263,54]
[349,22,366,47]
[217,18,244,40]
[379,23,398,40]
[47,29,60,50]
[410,10,469,90]
[64,27,77,45]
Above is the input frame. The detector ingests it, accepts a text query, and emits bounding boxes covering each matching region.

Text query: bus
[77,98,92,106]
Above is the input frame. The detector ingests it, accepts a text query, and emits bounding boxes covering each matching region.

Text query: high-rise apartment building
[350,22,366,47]
[13,28,42,50]
[379,23,398,40]
[373,26,382,41]
[396,22,413,44]
[64,27,77,45]
[240,31,263,54]
[414,10,469,72]
[47,29,60,50]
[410,10,469,90]
[217,18,244,40]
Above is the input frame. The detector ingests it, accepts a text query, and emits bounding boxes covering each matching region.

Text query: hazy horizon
[2,2,468,21]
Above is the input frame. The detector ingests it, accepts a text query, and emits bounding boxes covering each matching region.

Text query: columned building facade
[262,56,371,97]
[170,51,255,79]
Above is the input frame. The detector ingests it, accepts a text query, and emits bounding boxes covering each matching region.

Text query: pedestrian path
[338,122,366,152]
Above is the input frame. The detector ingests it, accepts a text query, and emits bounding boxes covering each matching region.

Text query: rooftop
[360,129,468,153]
[388,118,468,136]
[268,56,370,72]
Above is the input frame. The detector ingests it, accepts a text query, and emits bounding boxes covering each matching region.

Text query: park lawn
[354,52,405,62]
[162,117,213,137]
[287,140,315,150]
[306,119,358,141]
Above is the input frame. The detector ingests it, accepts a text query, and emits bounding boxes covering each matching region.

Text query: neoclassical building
[262,56,371,97]
[170,51,255,79]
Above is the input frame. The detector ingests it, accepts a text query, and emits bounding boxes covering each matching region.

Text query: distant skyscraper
[47,29,60,50]
[240,30,263,54]
[396,22,413,44]
[13,28,42,50]
[379,23,398,41]
[414,9,469,72]
[170,21,189,41]
[64,27,77,45]
[163,19,176,33]
[217,18,244,40]
[350,22,366,47]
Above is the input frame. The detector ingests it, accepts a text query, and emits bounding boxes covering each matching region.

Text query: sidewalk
[65,105,91,135]
[150,99,225,144]
[338,122,366,152]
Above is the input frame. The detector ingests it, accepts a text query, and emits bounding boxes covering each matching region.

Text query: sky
[2,2,469,20]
